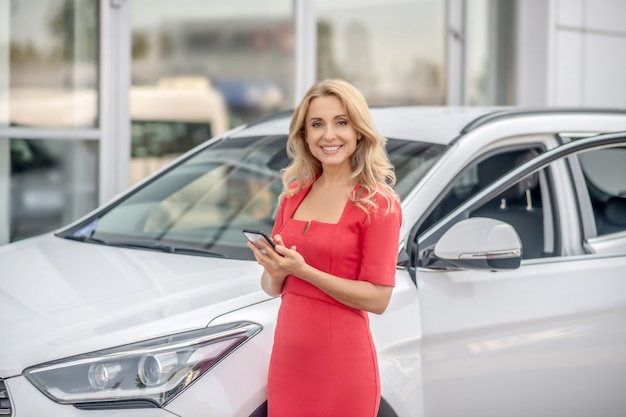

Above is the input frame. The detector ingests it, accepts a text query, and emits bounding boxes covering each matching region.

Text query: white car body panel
[417,254,626,416]
[0,234,269,376]
[587,231,626,254]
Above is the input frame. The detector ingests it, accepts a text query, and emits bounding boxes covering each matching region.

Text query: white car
[2,107,626,417]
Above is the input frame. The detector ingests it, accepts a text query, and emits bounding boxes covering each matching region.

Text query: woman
[247,79,402,416]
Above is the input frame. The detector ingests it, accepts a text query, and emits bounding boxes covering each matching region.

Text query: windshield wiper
[166,246,229,258]
[61,235,228,258]
[62,235,108,245]
[106,241,227,258]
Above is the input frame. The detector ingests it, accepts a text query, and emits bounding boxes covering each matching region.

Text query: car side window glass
[469,149,552,259]
[419,147,552,259]
[579,147,626,236]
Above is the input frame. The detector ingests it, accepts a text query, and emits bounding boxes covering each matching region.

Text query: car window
[418,147,554,259]
[388,140,446,199]
[578,147,626,236]
[59,134,445,260]
[413,134,626,276]
[469,150,554,259]
[89,135,287,258]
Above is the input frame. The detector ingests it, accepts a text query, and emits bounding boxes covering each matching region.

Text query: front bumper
[5,376,175,416]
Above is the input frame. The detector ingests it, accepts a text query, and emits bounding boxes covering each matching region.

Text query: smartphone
[242,229,277,255]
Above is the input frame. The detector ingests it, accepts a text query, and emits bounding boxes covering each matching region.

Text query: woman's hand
[247,234,305,296]
[249,234,392,314]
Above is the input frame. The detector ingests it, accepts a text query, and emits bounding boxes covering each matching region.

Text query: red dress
[267,184,402,417]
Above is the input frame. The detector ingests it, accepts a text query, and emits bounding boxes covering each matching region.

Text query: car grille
[0,380,11,416]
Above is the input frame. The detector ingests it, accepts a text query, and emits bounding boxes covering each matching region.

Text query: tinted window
[418,147,554,259]
[59,135,445,259]
[579,147,626,236]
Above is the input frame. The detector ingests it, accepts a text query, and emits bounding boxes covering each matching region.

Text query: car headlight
[24,321,261,408]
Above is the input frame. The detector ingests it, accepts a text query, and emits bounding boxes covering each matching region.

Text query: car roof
[231,106,626,145]
[231,106,502,145]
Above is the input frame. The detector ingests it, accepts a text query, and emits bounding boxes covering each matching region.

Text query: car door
[409,132,626,417]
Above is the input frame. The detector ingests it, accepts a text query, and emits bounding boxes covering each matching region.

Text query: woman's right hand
[248,234,291,296]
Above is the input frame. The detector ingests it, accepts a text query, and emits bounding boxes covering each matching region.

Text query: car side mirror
[433,217,522,271]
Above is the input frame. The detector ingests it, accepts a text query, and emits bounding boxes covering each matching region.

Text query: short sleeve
[358,198,402,287]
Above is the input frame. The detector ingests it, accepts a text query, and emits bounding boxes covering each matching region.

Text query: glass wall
[316,0,447,105]
[0,0,521,244]
[6,0,99,128]
[1,2,8,127]
[130,0,295,184]
[9,138,98,241]
[0,0,99,243]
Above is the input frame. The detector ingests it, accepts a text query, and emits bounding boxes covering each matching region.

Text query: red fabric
[267,184,402,417]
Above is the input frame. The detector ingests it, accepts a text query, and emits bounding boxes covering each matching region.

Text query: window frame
[408,132,626,281]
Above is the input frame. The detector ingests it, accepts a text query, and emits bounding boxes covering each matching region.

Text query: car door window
[578,147,626,236]
[418,147,553,259]
[469,148,552,259]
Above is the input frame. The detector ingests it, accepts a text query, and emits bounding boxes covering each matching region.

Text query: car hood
[0,234,270,376]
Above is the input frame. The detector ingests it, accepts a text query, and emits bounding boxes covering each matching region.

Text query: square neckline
[289,182,356,226]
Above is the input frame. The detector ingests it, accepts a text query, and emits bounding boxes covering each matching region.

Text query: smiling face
[304,95,359,174]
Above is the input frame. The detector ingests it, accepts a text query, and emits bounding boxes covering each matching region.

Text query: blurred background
[1,0,625,244]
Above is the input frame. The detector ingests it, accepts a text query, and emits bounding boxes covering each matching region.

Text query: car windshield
[59,134,445,259]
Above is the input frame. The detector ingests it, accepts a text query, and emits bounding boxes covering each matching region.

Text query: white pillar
[294,0,317,105]
[0,0,10,245]
[99,0,131,204]
[446,0,467,105]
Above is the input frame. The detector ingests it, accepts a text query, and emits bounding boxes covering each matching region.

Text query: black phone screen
[242,229,276,253]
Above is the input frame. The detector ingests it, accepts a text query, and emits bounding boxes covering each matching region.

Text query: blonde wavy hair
[281,79,398,214]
